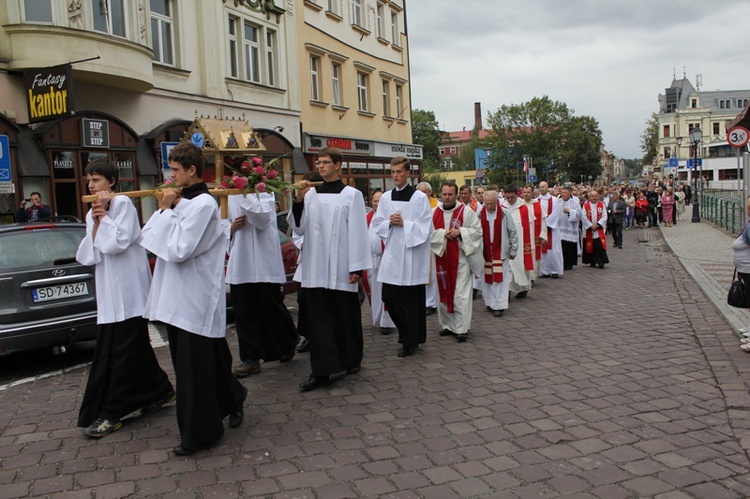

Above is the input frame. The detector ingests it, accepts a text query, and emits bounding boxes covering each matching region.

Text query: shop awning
[17,129,50,177]
[137,139,160,176]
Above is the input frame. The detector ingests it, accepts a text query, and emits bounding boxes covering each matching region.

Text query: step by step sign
[82,119,109,148]
[727,126,750,149]
[686,158,703,169]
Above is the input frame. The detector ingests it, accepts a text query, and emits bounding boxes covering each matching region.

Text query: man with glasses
[289,147,371,391]
[371,157,432,357]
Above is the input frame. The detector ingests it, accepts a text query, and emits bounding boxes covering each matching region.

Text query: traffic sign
[727,126,750,148]
[161,141,179,172]
[668,157,678,167]
[0,135,10,182]
[528,174,537,182]
[686,158,703,169]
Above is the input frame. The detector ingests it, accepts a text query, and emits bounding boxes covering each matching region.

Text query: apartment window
[662,125,670,138]
[357,71,369,112]
[450,146,456,155]
[227,15,277,86]
[328,0,340,15]
[351,0,362,27]
[691,99,697,108]
[391,11,399,45]
[311,56,321,101]
[23,0,53,22]
[663,147,671,159]
[228,17,238,77]
[244,23,261,83]
[376,3,385,38]
[439,147,445,155]
[266,30,276,86]
[739,99,750,109]
[719,99,731,109]
[395,84,403,118]
[332,63,341,106]
[150,0,174,65]
[92,0,126,37]
[382,80,390,116]
[713,122,720,135]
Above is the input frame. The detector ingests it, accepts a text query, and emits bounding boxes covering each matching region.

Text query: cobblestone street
[2,225,750,498]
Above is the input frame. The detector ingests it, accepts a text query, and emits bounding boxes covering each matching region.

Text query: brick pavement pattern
[3,226,750,497]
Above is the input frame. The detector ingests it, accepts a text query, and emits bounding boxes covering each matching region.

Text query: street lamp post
[690,126,702,223]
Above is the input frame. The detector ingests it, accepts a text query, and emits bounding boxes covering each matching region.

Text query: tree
[411,109,443,170]
[484,96,603,184]
[640,112,658,166]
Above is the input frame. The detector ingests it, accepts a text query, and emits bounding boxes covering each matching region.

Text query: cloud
[407,0,750,158]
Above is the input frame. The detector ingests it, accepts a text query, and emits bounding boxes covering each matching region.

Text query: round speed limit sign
[727,126,750,148]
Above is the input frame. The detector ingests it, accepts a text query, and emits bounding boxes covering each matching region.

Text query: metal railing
[701,192,743,234]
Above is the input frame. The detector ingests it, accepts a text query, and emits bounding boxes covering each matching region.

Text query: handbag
[727,268,748,308]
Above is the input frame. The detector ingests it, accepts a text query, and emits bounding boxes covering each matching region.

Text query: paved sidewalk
[3,225,750,497]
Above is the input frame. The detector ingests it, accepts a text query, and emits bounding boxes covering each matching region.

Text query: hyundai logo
[52,269,66,276]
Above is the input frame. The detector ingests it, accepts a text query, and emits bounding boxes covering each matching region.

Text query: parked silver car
[0,220,98,356]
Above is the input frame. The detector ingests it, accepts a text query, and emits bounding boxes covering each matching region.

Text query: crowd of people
[72,142,694,456]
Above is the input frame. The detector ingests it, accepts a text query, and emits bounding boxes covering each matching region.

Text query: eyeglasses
[315,160,333,166]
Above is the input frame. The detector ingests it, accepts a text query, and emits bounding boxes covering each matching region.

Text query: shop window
[150,0,174,65]
[92,0,126,38]
[52,151,76,180]
[23,0,53,23]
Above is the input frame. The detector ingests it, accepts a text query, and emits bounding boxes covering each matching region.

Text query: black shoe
[173,441,215,456]
[425,307,436,316]
[539,274,550,279]
[347,363,361,374]
[439,328,453,336]
[516,291,527,299]
[563,266,573,271]
[472,289,478,299]
[456,333,468,343]
[296,338,310,353]
[141,390,176,415]
[229,387,247,429]
[493,309,504,317]
[380,327,396,335]
[590,263,596,268]
[551,274,559,279]
[486,306,492,312]
[598,263,605,269]
[233,361,260,378]
[299,374,329,392]
[398,346,416,357]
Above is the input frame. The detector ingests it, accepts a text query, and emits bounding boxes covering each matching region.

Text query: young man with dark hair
[289,147,371,391]
[16,191,51,222]
[76,159,174,438]
[141,142,246,456]
[371,157,432,356]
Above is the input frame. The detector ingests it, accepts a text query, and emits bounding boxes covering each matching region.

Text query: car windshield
[0,228,85,271]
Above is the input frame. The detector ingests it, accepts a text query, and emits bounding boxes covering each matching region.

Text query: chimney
[473,102,482,135]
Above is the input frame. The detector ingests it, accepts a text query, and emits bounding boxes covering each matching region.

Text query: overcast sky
[405,0,750,159]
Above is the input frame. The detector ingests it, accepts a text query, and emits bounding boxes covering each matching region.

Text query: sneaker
[233,361,260,378]
[83,418,122,438]
[141,390,176,415]
[742,343,750,352]
[740,326,750,334]
[741,338,750,344]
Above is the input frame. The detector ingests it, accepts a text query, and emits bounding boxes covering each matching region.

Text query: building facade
[656,77,750,187]
[0,0,302,222]
[297,0,421,204]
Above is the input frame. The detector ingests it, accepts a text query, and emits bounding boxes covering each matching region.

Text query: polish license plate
[32,282,89,303]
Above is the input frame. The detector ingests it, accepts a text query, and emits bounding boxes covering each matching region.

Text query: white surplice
[371,189,432,286]
[76,196,151,324]
[226,193,285,285]
[288,186,371,291]
[559,197,581,243]
[429,204,482,334]
[537,193,564,276]
[141,193,226,338]
[367,220,395,328]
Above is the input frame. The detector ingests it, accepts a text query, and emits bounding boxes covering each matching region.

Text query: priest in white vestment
[522,185,546,281]
[581,189,610,269]
[558,186,581,270]
[537,181,564,278]
[371,157,433,356]
[226,192,298,377]
[430,182,482,342]
[502,185,543,299]
[480,190,518,317]
[289,147,371,392]
[141,142,246,456]
[365,191,396,334]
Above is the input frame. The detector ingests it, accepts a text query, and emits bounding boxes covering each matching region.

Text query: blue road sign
[668,157,678,167]
[160,141,179,172]
[686,158,703,169]
[0,135,11,182]
[529,174,537,183]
